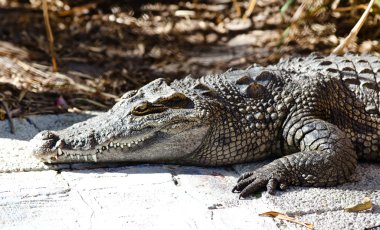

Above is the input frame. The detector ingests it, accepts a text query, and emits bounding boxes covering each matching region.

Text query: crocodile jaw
[31,121,210,164]
[30,77,214,164]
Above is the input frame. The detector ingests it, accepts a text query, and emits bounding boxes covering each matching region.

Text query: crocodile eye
[131,101,167,116]
[131,93,194,116]
[134,101,149,112]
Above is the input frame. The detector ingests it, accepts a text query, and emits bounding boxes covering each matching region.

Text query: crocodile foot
[232,163,290,198]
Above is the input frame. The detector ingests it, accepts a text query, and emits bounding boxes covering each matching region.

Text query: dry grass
[0,0,379,120]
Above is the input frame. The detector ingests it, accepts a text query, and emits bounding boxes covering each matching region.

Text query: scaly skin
[31,53,380,198]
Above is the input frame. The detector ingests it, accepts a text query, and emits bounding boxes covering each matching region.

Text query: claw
[266,178,278,195]
[237,171,254,183]
[279,182,288,191]
[235,177,256,192]
[240,179,268,198]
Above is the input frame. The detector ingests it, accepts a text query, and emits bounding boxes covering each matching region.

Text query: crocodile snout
[31,130,64,162]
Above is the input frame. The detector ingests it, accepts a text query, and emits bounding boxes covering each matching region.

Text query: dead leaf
[259,211,313,229]
[344,197,372,212]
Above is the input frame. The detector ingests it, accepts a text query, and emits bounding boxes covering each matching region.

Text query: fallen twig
[243,0,256,20]
[71,98,109,109]
[259,211,313,229]
[291,1,306,22]
[232,0,241,17]
[332,0,375,55]
[334,4,369,12]
[0,100,15,134]
[15,59,118,100]
[42,0,58,72]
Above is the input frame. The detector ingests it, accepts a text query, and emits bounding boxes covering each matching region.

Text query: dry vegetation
[0,0,379,120]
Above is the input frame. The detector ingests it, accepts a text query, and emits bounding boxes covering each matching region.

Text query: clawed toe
[239,178,268,198]
[234,167,288,198]
[237,171,254,183]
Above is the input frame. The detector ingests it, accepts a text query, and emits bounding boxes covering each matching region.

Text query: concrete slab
[0,113,94,172]
[0,113,379,230]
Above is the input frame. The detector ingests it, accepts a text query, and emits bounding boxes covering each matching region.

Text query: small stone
[225,18,252,31]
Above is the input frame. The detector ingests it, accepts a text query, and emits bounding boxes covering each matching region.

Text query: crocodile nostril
[39,139,58,149]
[40,131,60,141]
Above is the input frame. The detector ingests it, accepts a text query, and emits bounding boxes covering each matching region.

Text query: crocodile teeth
[76,155,80,160]
[57,148,64,156]
[83,155,88,161]
[91,154,97,162]
[56,139,64,148]
[127,143,132,147]
[69,155,74,160]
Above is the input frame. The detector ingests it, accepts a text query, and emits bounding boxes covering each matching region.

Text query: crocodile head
[31,78,211,164]
[32,68,287,166]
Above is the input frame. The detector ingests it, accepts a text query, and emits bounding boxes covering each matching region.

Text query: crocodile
[31,53,380,198]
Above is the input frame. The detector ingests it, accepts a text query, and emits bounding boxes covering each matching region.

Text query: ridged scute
[277,53,380,115]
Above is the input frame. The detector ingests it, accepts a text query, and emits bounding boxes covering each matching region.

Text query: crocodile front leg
[233,116,358,198]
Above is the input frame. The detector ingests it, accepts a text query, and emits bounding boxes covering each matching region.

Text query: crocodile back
[277,53,380,115]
